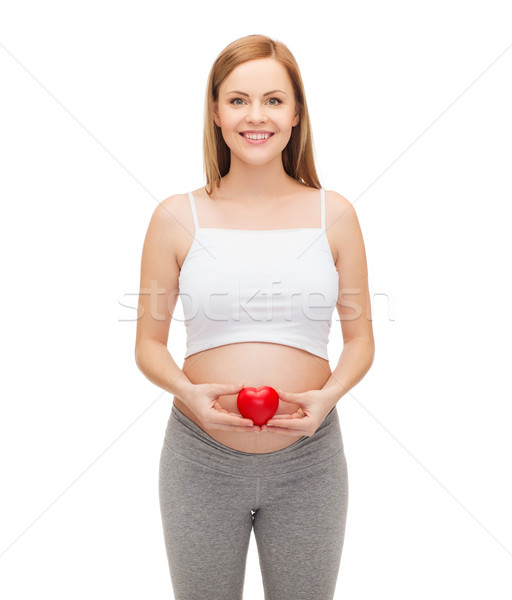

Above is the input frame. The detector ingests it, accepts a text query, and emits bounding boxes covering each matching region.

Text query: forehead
[220,58,293,93]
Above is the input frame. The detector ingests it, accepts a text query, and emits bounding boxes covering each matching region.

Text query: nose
[246,102,267,125]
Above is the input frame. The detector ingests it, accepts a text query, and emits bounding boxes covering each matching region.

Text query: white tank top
[178,188,339,360]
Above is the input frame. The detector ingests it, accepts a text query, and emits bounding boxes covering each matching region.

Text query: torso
[172,183,339,454]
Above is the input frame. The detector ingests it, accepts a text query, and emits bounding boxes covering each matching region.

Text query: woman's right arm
[134,195,194,402]
[134,196,257,431]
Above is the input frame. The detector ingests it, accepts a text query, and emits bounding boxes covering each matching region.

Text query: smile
[239,132,275,144]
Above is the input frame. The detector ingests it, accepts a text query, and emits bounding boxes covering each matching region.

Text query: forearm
[321,337,375,407]
[135,340,195,402]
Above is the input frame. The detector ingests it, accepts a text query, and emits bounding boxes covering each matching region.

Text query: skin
[135,57,375,453]
[211,57,300,202]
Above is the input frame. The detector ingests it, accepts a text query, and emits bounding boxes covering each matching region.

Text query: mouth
[239,131,275,144]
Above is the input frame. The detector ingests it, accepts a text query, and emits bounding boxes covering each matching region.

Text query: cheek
[218,113,239,130]
[276,110,297,128]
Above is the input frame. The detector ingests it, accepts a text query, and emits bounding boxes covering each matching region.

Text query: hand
[260,388,337,437]
[182,382,262,433]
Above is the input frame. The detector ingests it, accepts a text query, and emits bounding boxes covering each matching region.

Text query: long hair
[203,34,321,195]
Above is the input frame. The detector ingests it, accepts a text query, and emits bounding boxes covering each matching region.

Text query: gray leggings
[159,402,349,600]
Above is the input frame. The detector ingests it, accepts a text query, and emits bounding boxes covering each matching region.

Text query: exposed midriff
[174,342,332,454]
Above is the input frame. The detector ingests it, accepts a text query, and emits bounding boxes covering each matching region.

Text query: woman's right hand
[181,383,262,433]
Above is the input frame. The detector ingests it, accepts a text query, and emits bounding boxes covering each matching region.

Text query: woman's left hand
[260,388,337,437]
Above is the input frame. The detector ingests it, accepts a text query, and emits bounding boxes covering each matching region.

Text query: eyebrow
[225,89,287,96]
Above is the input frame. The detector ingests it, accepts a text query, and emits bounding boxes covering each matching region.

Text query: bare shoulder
[324,189,357,225]
[138,193,193,270]
[324,189,363,256]
[157,192,193,234]
[135,193,194,348]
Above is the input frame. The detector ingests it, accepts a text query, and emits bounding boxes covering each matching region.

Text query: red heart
[237,386,279,426]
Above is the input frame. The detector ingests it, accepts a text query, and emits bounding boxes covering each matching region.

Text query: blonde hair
[203,34,321,195]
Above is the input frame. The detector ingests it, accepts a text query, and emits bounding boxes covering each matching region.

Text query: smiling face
[212,58,300,167]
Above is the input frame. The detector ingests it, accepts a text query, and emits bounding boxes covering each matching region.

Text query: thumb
[222,382,245,392]
[275,388,297,402]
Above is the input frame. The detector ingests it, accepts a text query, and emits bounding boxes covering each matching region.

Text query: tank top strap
[320,187,326,231]
[187,191,200,233]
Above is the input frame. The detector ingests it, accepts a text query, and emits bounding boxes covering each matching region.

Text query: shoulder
[324,189,355,217]
[324,189,360,231]
[156,192,189,223]
[142,193,195,271]
[151,192,195,239]
[323,189,364,254]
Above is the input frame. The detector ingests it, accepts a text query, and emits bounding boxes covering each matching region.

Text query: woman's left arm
[263,191,375,435]
[320,190,375,406]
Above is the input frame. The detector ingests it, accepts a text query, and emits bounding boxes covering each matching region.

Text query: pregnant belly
[174,342,332,454]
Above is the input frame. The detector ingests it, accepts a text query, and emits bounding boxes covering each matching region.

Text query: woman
[135,34,374,600]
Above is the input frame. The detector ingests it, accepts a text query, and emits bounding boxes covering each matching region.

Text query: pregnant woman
[135,34,375,600]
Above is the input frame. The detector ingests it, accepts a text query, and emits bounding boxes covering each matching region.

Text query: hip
[162,400,345,477]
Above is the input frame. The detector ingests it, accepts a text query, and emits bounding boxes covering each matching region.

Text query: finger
[219,382,245,395]
[268,412,306,422]
[224,410,252,421]
[270,411,304,419]
[215,412,254,428]
[275,388,301,403]
[266,416,308,429]
[205,413,255,429]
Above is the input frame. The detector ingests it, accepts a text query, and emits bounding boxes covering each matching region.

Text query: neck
[216,154,297,202]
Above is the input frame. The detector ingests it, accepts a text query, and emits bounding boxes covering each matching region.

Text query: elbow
[134,347,142,370]
[359,337,375,379]
[134,343,146,371]
[134,338,166,370]
[366,336,376,368]
[366,334,375,361]
[368,342,375,370]
[346,335,375,368]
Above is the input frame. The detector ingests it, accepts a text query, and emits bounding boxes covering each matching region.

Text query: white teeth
[243,132,271,140]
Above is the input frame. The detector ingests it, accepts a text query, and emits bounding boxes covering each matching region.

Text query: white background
[1,1,511,598]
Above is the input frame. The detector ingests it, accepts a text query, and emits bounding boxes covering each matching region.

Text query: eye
[228,97,282,106]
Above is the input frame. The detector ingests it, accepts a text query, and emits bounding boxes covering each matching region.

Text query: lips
[239,131,275,144]
[239,131,274,136]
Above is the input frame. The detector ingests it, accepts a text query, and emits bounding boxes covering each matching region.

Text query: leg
[159,442,255,600]
[253,450,349,600]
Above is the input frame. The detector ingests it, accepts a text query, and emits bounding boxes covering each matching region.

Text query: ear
[292,108,300,127]
[212,102,221,127]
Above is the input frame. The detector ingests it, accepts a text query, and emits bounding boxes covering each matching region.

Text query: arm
[134,197,254,431]
[134,196,195,402]
[135,338,195,401]
[252,191,375,436]
[321,191,375,407]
